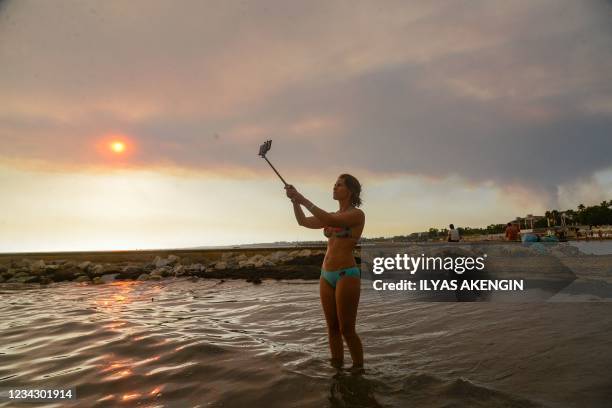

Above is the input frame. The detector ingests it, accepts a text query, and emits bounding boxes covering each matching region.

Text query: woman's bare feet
[330,358,344,369]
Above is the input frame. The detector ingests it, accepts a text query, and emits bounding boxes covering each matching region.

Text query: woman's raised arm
[286,185,324,229]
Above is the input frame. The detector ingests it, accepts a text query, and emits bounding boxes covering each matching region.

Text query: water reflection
[329,369,383,408]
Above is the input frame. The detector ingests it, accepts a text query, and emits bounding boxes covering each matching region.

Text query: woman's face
[333,177,351,201]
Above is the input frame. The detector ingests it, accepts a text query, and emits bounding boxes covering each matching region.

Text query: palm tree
[551,210,560,226]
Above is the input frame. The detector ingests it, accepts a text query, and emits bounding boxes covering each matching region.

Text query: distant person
[586,226,592,241]
[285,174,365,371]
[447,224,460,242]
[505,222,519,241]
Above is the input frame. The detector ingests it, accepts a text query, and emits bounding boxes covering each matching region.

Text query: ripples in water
[1,279,611,407]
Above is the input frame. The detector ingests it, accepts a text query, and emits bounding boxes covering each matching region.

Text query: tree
[551,210,560,226]
[428,228,439,239]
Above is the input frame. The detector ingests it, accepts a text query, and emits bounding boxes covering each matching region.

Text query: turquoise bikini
[321,223,360,288]
[321,266,361,288]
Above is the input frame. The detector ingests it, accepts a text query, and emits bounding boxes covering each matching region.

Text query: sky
[1,0,612,252]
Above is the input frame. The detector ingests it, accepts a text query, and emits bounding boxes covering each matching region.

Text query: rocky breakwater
[0,249,340,285]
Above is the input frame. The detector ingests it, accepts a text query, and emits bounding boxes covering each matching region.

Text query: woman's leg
[336,276,363,367]
[320,277,344,366]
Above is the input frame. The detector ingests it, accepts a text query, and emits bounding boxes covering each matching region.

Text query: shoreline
[0,248,330,286]
[1,240,609,287]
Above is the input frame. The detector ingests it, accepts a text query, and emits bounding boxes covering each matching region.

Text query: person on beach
[285,174,365,371]
[505,222,519,241]
[447,224,460,242]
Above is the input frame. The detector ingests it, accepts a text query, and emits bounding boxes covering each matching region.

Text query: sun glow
[110,141,126,153]
[95,134,135,161]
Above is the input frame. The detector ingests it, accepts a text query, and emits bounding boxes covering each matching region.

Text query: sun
[110,141,126,154]
[96,134,135,159]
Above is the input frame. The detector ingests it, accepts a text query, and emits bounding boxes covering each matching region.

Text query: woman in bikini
[285,174,365,370]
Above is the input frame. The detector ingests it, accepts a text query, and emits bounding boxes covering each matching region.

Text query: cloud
[1,0,612,207]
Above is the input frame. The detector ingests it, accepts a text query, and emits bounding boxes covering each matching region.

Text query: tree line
[361,200,612,242]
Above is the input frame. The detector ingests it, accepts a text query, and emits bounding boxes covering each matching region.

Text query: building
[510,214,545,230]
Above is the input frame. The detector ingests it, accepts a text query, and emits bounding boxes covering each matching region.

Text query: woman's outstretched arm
[291,200,325,228]
[286,185,324,229]
[286,185,363,228]
[304,200,363,228]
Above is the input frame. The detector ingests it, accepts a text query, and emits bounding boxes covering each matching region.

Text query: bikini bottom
[320,266,361,289]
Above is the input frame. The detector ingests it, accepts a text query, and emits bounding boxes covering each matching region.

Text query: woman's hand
[285,185,306,204]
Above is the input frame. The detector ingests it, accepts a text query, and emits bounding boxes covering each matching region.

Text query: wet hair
[507,223,512,227]
[339,173,362,207]
[449,224,454,229]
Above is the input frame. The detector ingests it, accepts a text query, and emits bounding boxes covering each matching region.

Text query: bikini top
[324,226,352,239]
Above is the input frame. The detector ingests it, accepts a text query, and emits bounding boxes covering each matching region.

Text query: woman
[285,174,365,370]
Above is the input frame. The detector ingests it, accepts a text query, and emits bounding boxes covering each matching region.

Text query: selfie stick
[258,140,288,187]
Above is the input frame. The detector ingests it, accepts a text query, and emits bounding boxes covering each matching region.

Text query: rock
[30,260,46,272]
[78,261,92,271]
[283,253,325,266]
[92,277,104,284]
[246,277,262,284]
[117,266,143,280]
[52,267,79,282]
[14,267,30,275]
[249,254,264,263]
[221,253,234,260]
[0,276,4,283]
[215,261,227,271]
[0,265,7,273]
[298,249,312,257]
[61,261,77,269]
[137,273,150,281]
[11,259,29,268]
[44,264,60,273]
[151,267,171,277]
[173,265,185,276]
[153,256,170,268]
[142,263,156,272]
[100,273,118,283]
[152,255,180,268]
[236,254,248,261]
[149,274,162,280]
[183,264,204,275]
[39,277,52,285]
[12,274,40,284]
[75,276,91,283]
[268,251,286,262]
[89,264,105,276]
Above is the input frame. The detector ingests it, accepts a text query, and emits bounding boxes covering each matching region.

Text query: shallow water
[1,278,611,407]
